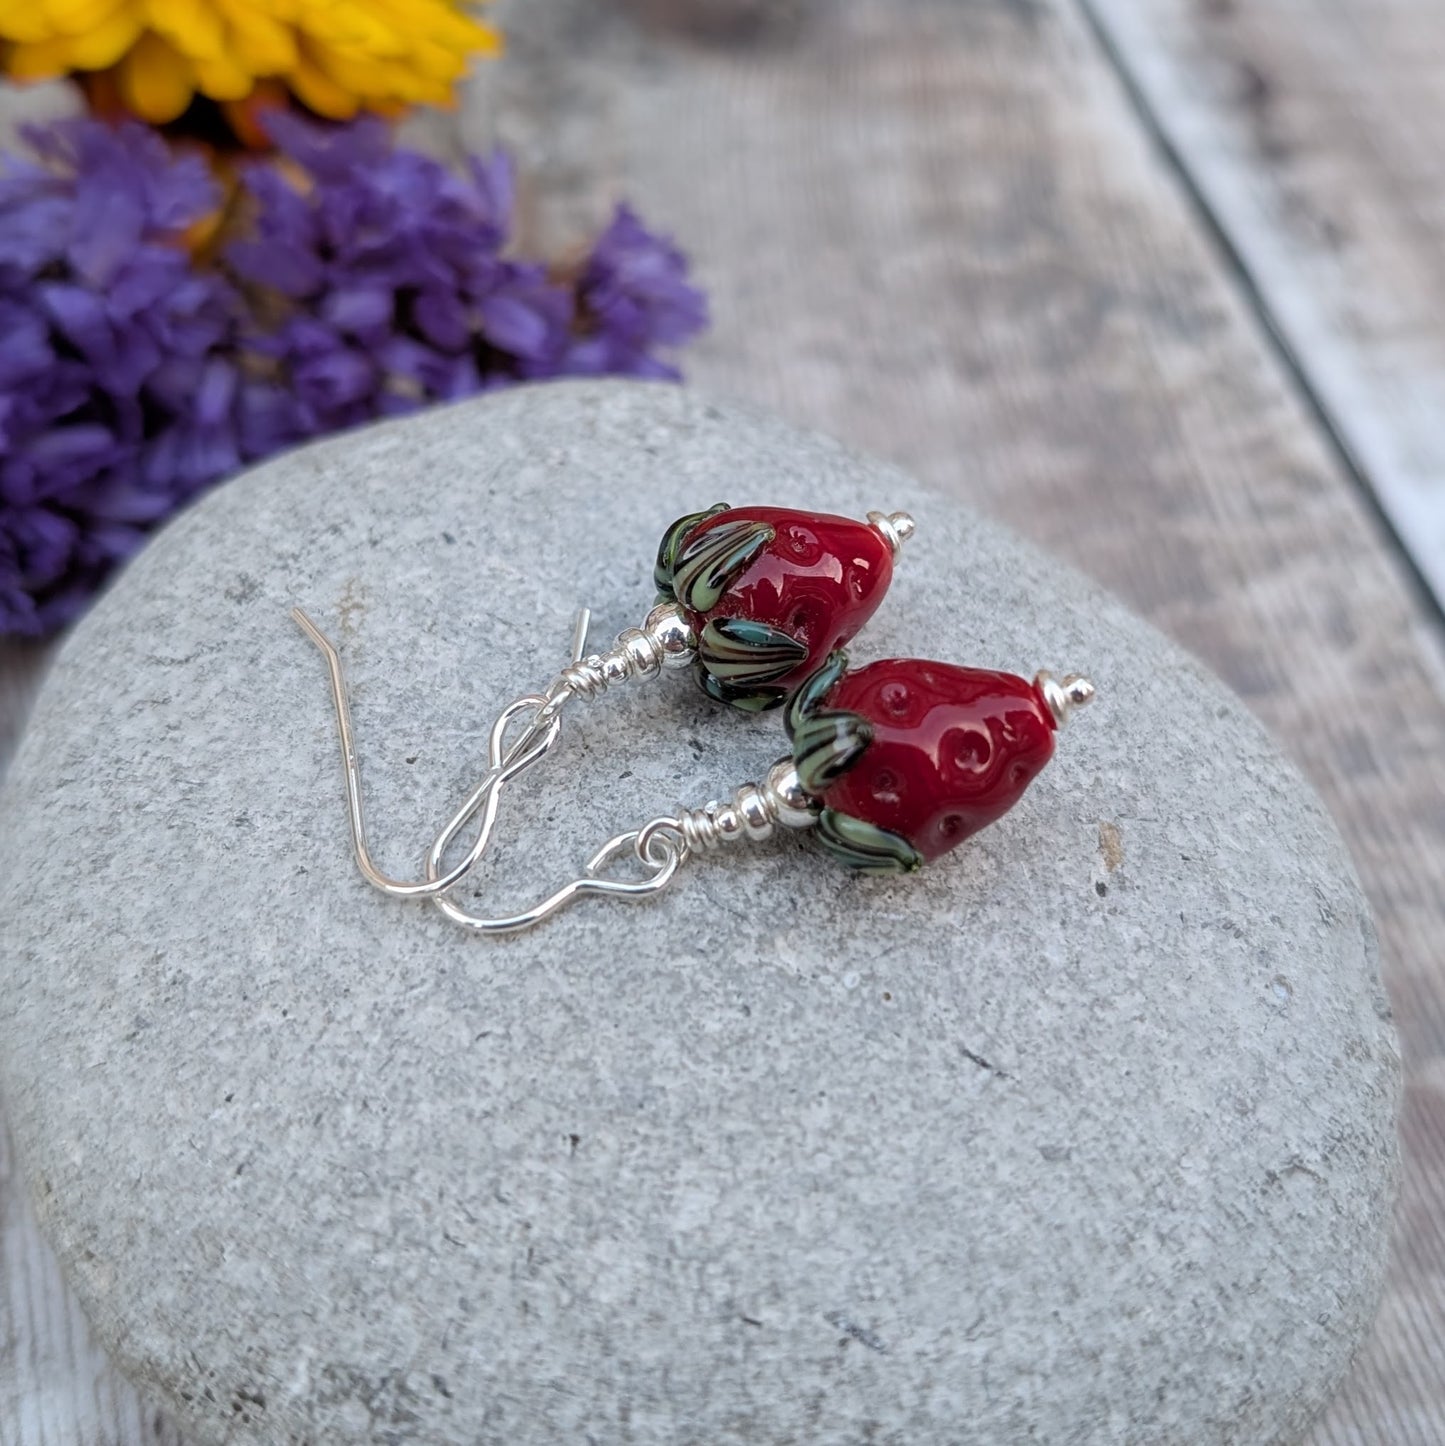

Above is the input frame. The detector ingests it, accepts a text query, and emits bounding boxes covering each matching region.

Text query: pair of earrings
[294,504,1094,933]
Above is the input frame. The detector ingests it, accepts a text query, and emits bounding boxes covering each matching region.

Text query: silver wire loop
[421,601,697,877]
[420,693,564,893]
[428,818,687,935]
[426,762,818,934]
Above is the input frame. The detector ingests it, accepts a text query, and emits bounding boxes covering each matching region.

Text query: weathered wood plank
[1083,0,1445,620]
[3,0,1445,1439]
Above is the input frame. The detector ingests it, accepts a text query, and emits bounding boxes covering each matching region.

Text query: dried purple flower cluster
[0,122,281,634]
[0,115,708,636]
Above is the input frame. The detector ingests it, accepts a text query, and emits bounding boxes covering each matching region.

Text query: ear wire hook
[425,756,821,934]
[425,820,690,936]
[291,607,585,898]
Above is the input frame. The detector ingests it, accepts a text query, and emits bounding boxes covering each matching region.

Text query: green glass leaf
[697,667,789,713]
[815,808,923,875]
[653,503,730,597]
[698,616,808,684]
[792,708,872,795]
[672,517,775,615]
[784,648,850,742]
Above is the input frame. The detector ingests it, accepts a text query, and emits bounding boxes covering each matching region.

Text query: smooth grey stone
[0,381,1399,1445]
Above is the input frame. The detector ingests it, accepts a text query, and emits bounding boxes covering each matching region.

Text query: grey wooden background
[3,0,1444,1441]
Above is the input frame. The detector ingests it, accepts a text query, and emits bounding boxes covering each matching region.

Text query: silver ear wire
[294,505,921,918]
[292,597,703,904]
[415,600,701,884]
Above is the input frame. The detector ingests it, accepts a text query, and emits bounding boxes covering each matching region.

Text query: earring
[655,505,913,712]
[782,650,1096,873]
[293,504,915,900]
[421,649,1096,933]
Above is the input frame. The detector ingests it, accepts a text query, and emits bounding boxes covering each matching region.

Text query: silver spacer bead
[643,601,699,671]
[763,757,821,830]
[712,804,746,843]
[733,782,777,842]
[600,649,633,686]
[1035,670,1097,727]
[867,510,917,558]
[558,603,698,699]
[673,756,820,855]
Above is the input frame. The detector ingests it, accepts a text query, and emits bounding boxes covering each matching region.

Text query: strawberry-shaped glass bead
[653,504,911,711]
[785,651,1095,872]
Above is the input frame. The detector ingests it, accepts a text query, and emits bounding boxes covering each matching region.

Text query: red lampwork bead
[654,504,902,711]
[821,660,1057,861]
[682,505,894,655]
[785,650,1089,872]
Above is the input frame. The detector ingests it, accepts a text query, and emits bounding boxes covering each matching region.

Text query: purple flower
[225,115,568,434]
[1,113,707,638]
[0,120,295,637]
[564,205,709,380]
[225,115,706,430]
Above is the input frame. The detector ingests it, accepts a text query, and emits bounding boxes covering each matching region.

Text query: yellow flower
[0,0,501,125]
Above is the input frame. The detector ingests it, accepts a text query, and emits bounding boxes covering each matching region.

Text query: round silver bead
[763,758,820,830]
[733,783,776,842]
[600,651,631,687]
[643,602,698,670]
[711,804,746,842]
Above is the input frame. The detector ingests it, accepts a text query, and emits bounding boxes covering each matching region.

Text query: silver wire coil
[555,602,697,701]
[675,783,776,852]
[641,759,818,861]
[558,628,666,698]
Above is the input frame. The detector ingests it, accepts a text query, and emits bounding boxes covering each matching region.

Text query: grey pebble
[0,380,1399,1444]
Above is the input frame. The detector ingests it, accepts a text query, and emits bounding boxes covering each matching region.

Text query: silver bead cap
[1035,670,1096,727]
[867,510,917,558]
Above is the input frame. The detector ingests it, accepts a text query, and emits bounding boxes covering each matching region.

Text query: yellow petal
[8,0,501,112]
[192,49,252,100]
[286,45,357,118]
[291,2,381,50]
[417,3,501,53]
[144,0,224,61]
[304,35,397,96]
[376,0,500,53]
[0,14,53,42]
[117,28,193,121]
[4,38,76,78]
[37,0,131,38]
[405,34,468,84]
[300,7,486,101]
[4,43,56,78]
[6,5,143,70]
[72,6,146,65]
[214,3,296,75]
